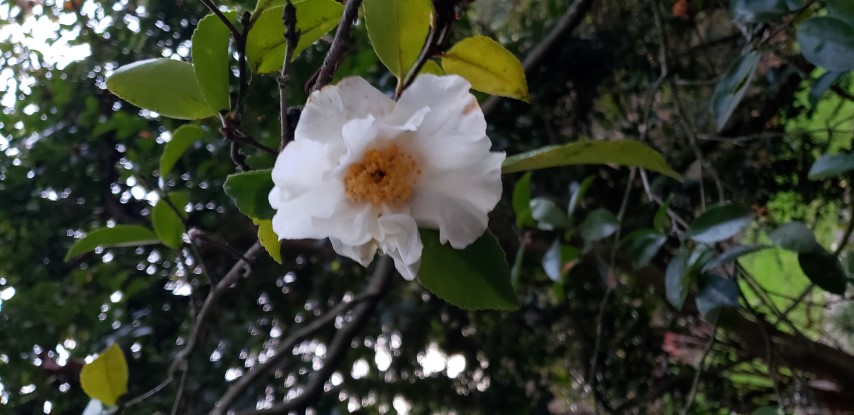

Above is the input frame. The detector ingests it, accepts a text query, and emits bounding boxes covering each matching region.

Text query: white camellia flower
[268,74,504,280]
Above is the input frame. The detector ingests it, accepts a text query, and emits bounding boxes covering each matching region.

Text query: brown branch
[311,0,363,92]
[279,1,299,151]
[234,256,394,415]
[481,0,596,116]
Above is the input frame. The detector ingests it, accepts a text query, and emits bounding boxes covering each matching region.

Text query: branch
[279,1,299,151]
[311,0,363,92]
[234,256,394,415]
[679,321,718,415]
[481,0,596,116]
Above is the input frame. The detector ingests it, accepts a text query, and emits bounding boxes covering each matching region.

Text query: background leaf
[418,229,518,311]
[151,192,189,249]
[363,0,433,80]
[798,249,848,295]
[512,172,535,228]
[768,222,820,253]
[579,208,619,243]
[828,0,854,25]
[192,12,234,113]
[624,229,667,270]
[530,197,569,231]
[797,17,854,72]
[440,35,529,101]
[223,169,275,220]
[730,0,794,23]
[65,225,160,261]
[502,140,680,179]
[106,58,215,120]
[666,251,691,310]
[712,51,760,132]
[696,274,740,317]
[246,0,344,73]
[160,124,204,177]
[688,204,753,244]
[79,344,128,406]
[808,152,854,180]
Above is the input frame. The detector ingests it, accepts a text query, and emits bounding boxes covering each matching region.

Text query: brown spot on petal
[462,100,480,116]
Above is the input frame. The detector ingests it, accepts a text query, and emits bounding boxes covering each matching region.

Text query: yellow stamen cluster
[344,144,421,207]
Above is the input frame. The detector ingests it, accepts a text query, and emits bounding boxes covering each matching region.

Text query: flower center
[344,144,421,207]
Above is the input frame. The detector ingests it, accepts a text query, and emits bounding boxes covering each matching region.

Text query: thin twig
[312,0,363,92]
[170,363,189,415]
[279,0,299,151]
[398,26,437,97]
[199,0,242,40]
[234,256,394,415]
[679,320,719,415]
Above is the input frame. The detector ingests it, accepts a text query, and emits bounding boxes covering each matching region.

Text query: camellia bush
[3,0,854,414]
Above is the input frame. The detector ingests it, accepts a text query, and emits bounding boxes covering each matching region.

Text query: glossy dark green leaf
[768,222,820,253]
[106,58,216,120]
[666,251,691,310]
[151,192,189,249]
[696,274,740,317]
[65,225,160,261]
[512,172,535,228]
[712,51,760,132]
[624,229,666,270]
[807,153,854,180]
[530,198,569,231]
[502,140,681,180]
[579,209,619,243]
[160,124,204,177]
[223,169,275,220]
[688,204,753,244]
[418,229,518,311]
[797,17,854,72]
[828,0,854,25]
[702,245,768,272]
[192,12,234,113]
[798,249,848,295]
[730,0,793,23]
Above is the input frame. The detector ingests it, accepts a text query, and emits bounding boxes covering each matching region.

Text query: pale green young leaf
[192,12,235,112]
[79,344,129,406]
[254,218,283,264]
[65,225,160,261]
[246,0,344,73]
[160,124,204,177]
[363,0,433,80]
[440,36,529,101]
[502,140,681,180]
[419,60,444,76]
[106,59,215,120]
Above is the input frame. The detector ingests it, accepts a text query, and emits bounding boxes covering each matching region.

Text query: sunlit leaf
[688,204,753,244]
[223,169,275,220]
[440,35,529,101]
[192,12,234,113]
[246,0,344,73]
[151,192,189,249]
[106,58,215,120]
[363,0,433,80]
[419,60,443,76]
[712,51,759,132]
[80,344,128,406]
[65,226,160,261]
[254,218,283,264]
[160,124,205,177]
[502,140,681,179]
[797,17,854,72]
[418,229,518,311]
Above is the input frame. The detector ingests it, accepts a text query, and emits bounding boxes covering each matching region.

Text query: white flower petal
[330,238,378,267]
[410,151,504,249]
[270,183,343,240]
[296,77,395,146]
[312,202,377,247]
[377,210,422,280]
[270,139,335,200]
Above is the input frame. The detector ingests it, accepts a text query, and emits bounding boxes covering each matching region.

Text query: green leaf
[768,222,820,253]
[502,140,681,180]
[702,245,768,272]
[808,71,844,107]
[695,274,740,317]
[688,204,753,244]
[654,196,673,233]
[223,169,276,220]
[419,60,444,76]
[751,406,783,415]
[418,229,518,311]
[567,176,595,219]
[363,0,433,80]
[730,0,793,23]
[666,251,692,310]
[798,249,848,295]
[579,209,619,243]
[511,172,535,228]
[797,17,854,72]
[542,238,579,282]
[828,0,854,25]
[712,51,760,132]
[65,225,160,261]
[440,35,529,101]
[79,344,128,406]
[160,124,204,177]
[106,58,215,120]
[151,192,189,249]
[624,229,666,270]
[254,219,283,264]
[192,12,234,112]
[808,153,854,180]
[530,198,569,231]
[246,0,345,73]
